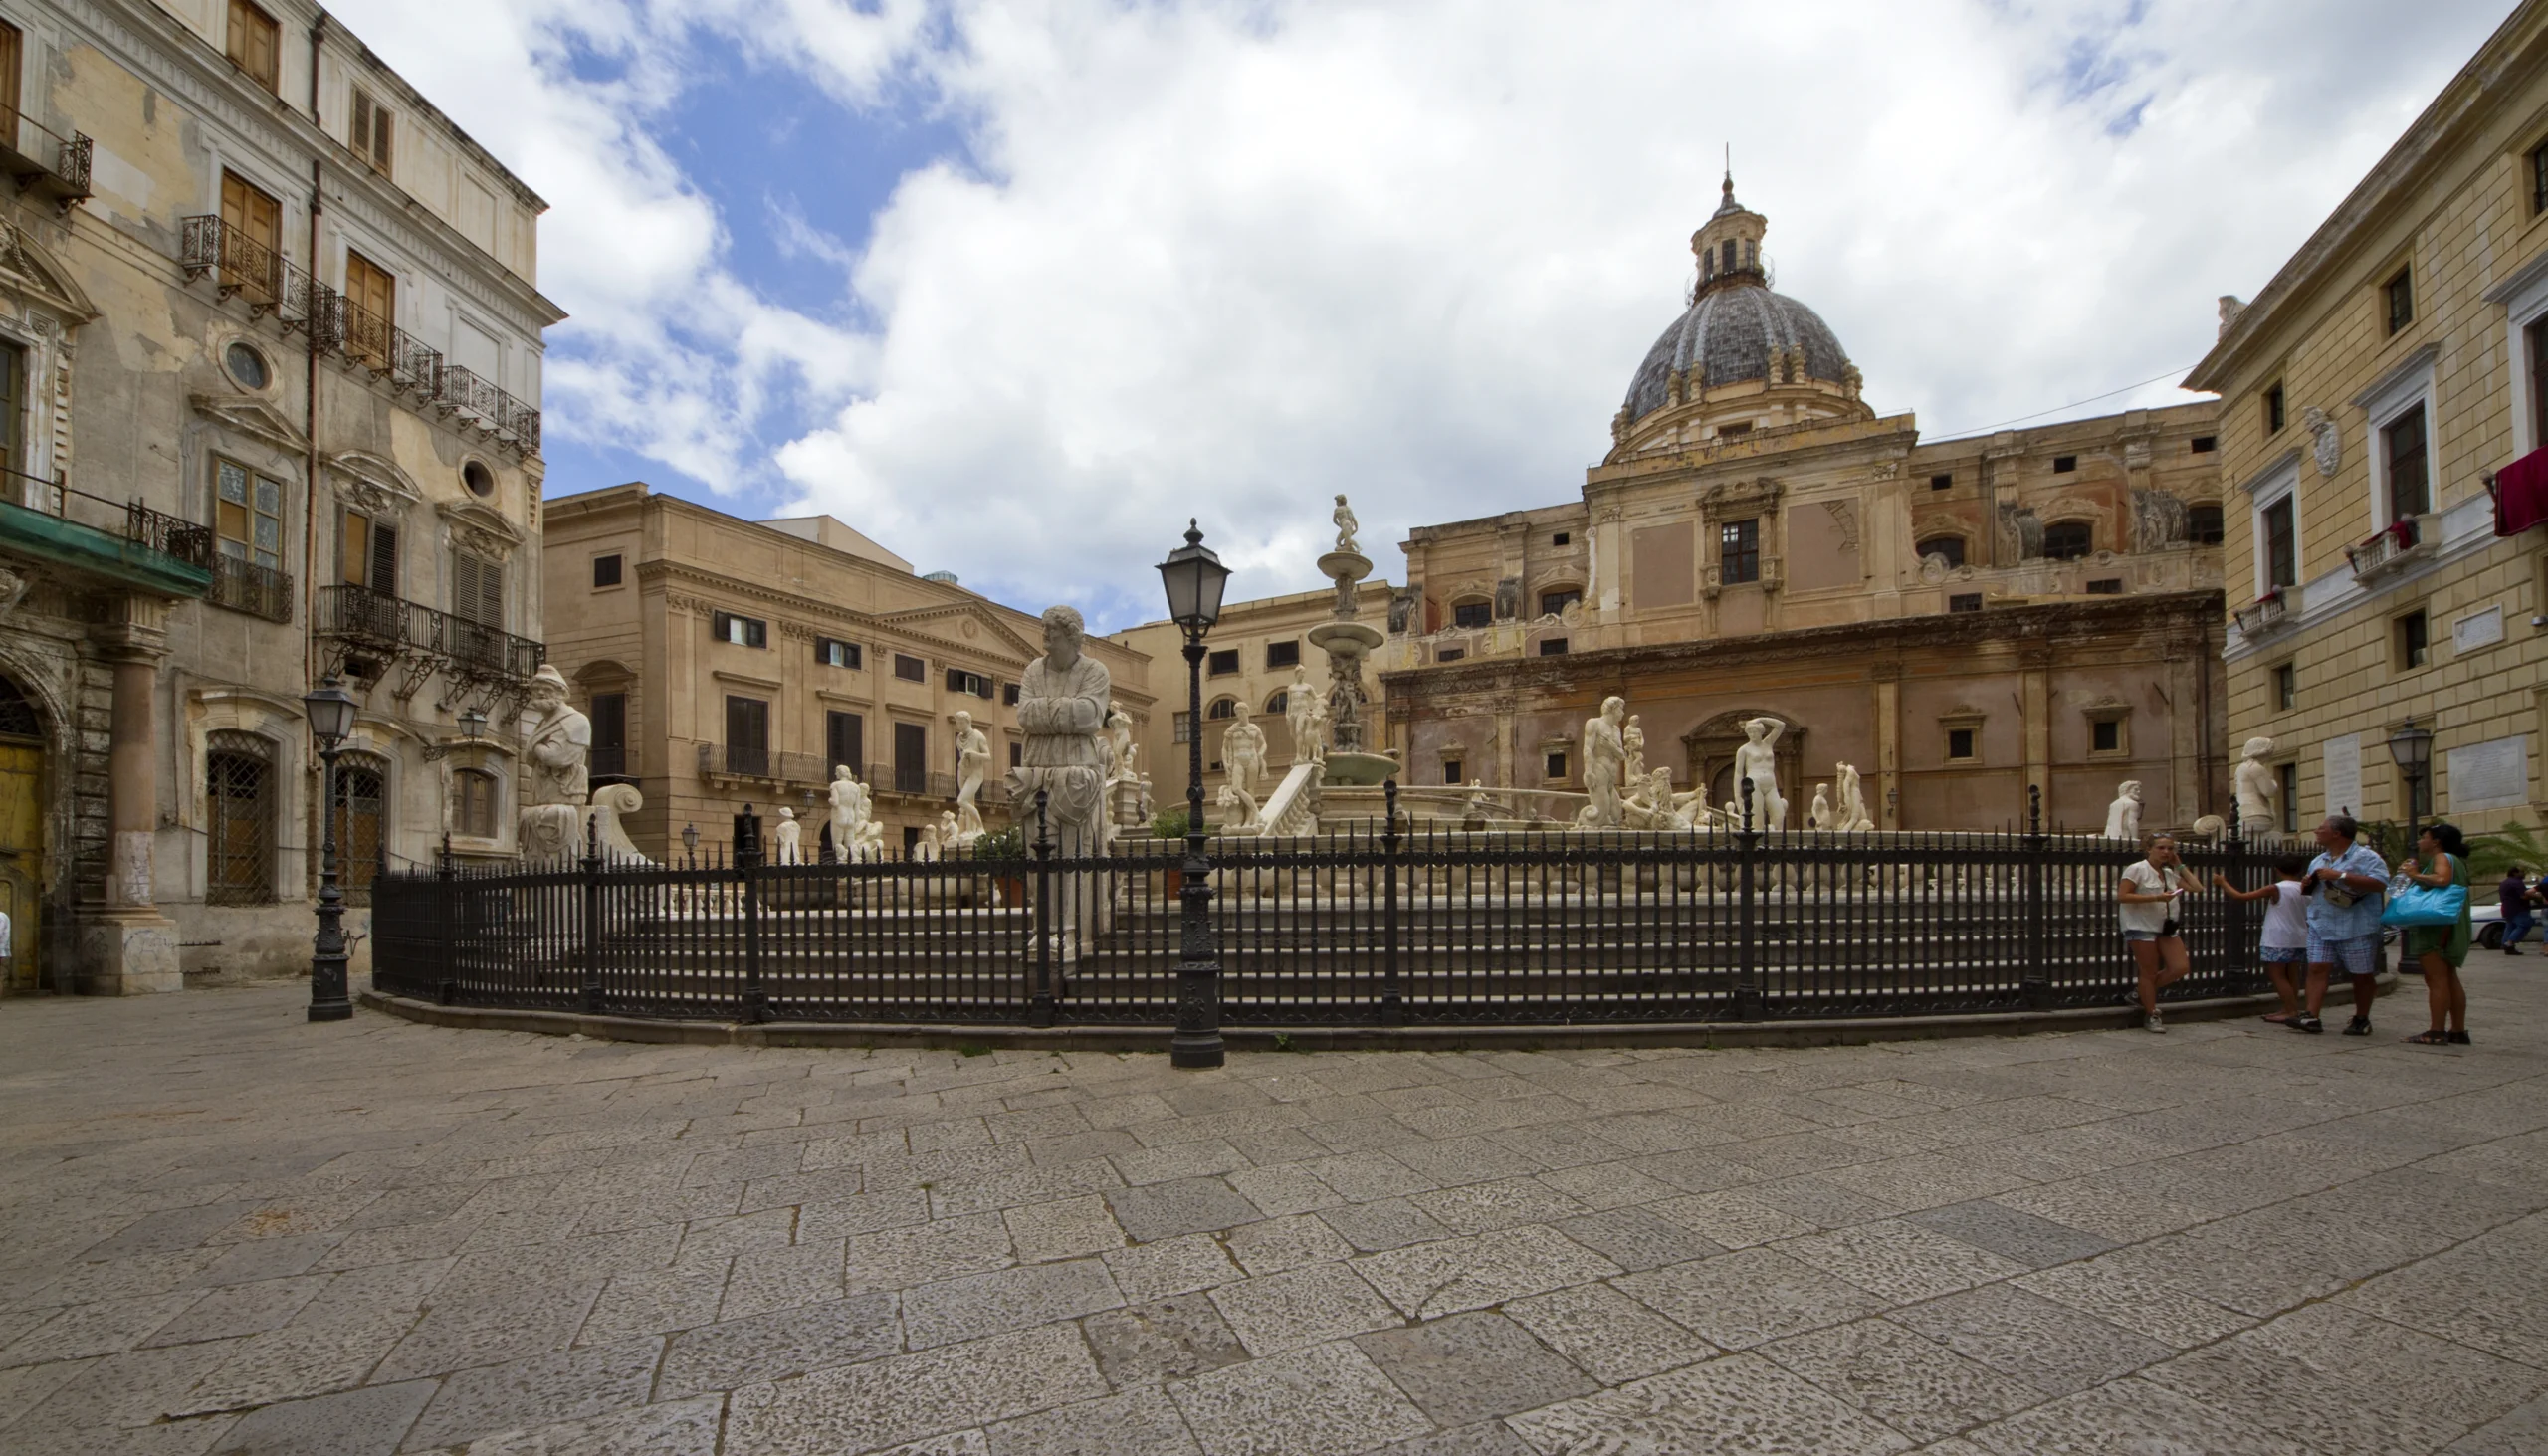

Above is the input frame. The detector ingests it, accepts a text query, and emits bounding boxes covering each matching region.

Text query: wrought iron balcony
[207,554,295,621]
[435,366,542,457]
[0,109,91,209]
[180,216,324,332]
[316,584,543,690]
[324,295,443,398]
[0,470,215,600]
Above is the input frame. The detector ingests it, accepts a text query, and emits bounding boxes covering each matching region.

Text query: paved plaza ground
[2,971,2545,1455]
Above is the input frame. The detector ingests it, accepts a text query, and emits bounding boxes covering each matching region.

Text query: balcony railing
[2232,589,2293,639]
[315,583,543,682]
[435,365,542,455]
[2345,516,2428,584]
[0,469,216,599]
[208,554,295,621]
[0,109,91,207]
[325,295,444,397]
[179,216,325,331]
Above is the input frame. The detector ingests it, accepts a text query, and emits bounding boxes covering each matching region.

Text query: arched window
[1915,536,1965,569]
[1206,698,1238,722]
[1264,690,1288,716]
[331,753,388,904]
[0,673,38,739]
[453,769,499,839]
[205,731,277,905]
[2041,520,2094,560]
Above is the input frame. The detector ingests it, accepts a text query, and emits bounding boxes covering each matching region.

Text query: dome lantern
[1692,171,1768,294]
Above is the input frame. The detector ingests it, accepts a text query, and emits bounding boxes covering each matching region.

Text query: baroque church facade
[1380,180,2231,832]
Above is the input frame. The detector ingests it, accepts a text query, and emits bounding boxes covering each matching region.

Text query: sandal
[2446,1030,2471,1045]
[2261,1011,2296,1024]
[2404,1030,2451,1045]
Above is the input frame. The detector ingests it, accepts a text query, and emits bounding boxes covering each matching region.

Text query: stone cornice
[1380,590,2226,693]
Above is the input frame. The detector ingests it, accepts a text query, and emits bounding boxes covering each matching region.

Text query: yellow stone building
[2190,0,2548,839]
[541,483,1156,859]
[0,0,557,991]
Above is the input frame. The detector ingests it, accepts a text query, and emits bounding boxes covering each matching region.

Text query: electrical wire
[1924,364,2208,442]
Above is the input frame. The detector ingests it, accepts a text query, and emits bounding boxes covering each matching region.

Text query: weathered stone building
[0,0,557,992]
[2193,0,2548,839]
[540,483,1156,859]
[1380,180,2230,830]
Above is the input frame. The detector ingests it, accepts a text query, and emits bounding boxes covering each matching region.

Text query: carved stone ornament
[340,479,404,518]
[1820,500,1860,552]
[2303,406,2341,477]
[451,523,511,560]
[0,564,29,619]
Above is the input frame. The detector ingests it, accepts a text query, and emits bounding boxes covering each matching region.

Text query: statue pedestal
[79,910,181,995]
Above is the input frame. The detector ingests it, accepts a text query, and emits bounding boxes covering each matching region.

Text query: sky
[330,0,2518,631]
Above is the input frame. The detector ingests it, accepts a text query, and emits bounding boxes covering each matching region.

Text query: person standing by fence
[2216,855,2311,1024]
[2398,822,2473,1046]
[2119,833,2201,1033]
[2292,814,2390,1036]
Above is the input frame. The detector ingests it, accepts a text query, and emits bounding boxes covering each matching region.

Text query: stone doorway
[0,671,46,993]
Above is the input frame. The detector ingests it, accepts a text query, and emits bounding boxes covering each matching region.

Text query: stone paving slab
[1,967,2545,1453]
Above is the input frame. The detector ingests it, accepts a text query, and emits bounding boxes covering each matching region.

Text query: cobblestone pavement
[3,971,2546,1456]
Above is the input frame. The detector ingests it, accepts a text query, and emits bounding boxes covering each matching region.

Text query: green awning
[0,498,213,598]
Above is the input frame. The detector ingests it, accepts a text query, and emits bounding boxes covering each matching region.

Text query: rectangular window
[1539,588,1582,616]
[590,692,626,777]
[1546,751,1567,780]
[219,170,284,301]
[2398,610,2429,670]
[591,553,622,588]
[1929,473,1952,491]
[1947,728,1976,761]
[0,341,20,478]
[2531,320,2548,452]
[2191,436,2216,454]
[1452,601,1492,629]
[2091,720,2120,753]
[2261,496,2297,590]
[226,0,280,93]
[2385,267,2415,334]
[1552,531,1571,546]
[2273,663,2296,712]
[2384,404,2430,520]
[1442,760,1463,785]
[1719,518,1760,584]
[2277,761,2299,834]
[2051,455,2078,474]
[825,711,863,777]
[1172,712,1191,744]
[1436,648,1465,662]
[893,722,928,794]
[454,768,498,840]
[349,88,394,176]
[1718,421,1751,438]
[1948,592,1982,613]
[893,653,925,683]
[1207,649,1240,676]
[338,508,397,593]
[946,668,991,698]
[2532,140,2548,215]
[1009,741,1022,769]
[1002,682,1020,706]
[723,696,769,776]
[1538,638,1569,656]
[2187,505,2224,545]
[815,637,860,669]
[449,551,502,628]
[1265,640,1300,670]
[711,611,765,648]
[214,459,285,570]
[2085,578,2123,595]
[0,24,21,129]
[342,250,396,370]
[2264,382,2285,435]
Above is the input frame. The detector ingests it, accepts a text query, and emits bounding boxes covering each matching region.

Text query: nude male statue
[1579,696,1628,828]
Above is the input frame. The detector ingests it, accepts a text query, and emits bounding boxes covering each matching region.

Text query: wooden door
[343,250,394,367]
[0,739,43,993]
[219,170,282,299]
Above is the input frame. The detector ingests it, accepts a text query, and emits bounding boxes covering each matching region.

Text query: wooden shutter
[826,712,863,776]
[339,510,367,586]
[368,520,398,594]
[351,90,372,160]
[0,24,23,131]
[350,90,392,174]
[452,552,500,627]
[726,697,768,755]
[344,251,394,365]
[227,1,280,92]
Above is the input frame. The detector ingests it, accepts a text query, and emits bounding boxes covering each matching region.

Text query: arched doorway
[0,671,47,992]
[1680,711,1806,829]
[330,752,388,905]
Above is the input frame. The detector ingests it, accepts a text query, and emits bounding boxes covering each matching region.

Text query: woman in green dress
[2397,821,2471,1046]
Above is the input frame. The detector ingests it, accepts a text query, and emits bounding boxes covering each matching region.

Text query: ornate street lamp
[682,822,700,862]
[2387,718,2435,842]
[302,676,359,1023]
[457,705,487,740]
[1158,520,1232,1070]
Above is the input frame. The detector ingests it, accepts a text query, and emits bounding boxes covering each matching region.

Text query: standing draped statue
[2105,780,2145,842]
[1011,606,1111,957]
[518,665,590,861]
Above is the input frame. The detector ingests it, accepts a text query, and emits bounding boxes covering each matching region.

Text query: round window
[224,341,269,391]
[462,461,496,498]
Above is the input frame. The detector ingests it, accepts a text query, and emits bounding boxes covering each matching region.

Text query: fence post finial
[2027,782,2042,836]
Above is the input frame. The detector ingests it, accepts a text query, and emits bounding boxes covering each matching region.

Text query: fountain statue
[2234,736,2278,839]
[2105,780,2144,842]
[1306,494,1394,783]
[1735,717,1788,830]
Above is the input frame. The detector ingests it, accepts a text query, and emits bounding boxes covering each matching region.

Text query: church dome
[1613,176,1859,434]
[1621,285,1854,425]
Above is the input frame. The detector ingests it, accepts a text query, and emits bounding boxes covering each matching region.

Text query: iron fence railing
[179,216,324,329]
[327,295,444,396]
[373,787,2280,1029]
[6,467,217,572]
[207,553,295,621]
[0,108,92,203]
[315,583,544,680]
[436,365,542,455]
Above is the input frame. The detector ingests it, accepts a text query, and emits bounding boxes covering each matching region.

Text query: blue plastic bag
[2381,878,2466,928]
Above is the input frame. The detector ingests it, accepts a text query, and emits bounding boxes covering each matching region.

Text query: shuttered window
[349,88,393,175]
[219,170,283,302]
[724,696,769,776]
[0,24,23,132]
[826,712,863,779]
[225,0,280,93]
[451,551,502,628]
[343,250,395,369]
[590,693,627,777]
[340,510,397,593]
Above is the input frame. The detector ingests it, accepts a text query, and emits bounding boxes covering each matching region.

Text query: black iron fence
[374,788,2273,1030]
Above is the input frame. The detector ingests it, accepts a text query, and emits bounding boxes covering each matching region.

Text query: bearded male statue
[1011,605,1112,957]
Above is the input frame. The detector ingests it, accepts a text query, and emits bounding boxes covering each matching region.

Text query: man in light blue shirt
[2292,813,2391,1035]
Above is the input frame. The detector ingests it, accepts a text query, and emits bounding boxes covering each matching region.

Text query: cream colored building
[0,0,558,992]
[1381,181,2230,830]
[1108,580,1392,817]
[542,483,1155,858]
[2190,0,2548,839]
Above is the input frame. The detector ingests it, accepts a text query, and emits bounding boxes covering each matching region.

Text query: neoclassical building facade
[1380,180,2232,831]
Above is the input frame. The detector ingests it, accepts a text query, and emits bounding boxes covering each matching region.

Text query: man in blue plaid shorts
[2291,814,2391,1035]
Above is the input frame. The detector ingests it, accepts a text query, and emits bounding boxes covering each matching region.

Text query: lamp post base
[1170,1031,1224,1069]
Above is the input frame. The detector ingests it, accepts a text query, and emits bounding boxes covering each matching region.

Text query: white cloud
[332,0,2514,628]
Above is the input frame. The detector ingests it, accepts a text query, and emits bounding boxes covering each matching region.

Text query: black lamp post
[2387,718,2435,844]
[1158,519,1232,1069]
[302,675,358,1023]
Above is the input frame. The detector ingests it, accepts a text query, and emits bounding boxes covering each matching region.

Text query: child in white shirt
[2215,856,2311,1025]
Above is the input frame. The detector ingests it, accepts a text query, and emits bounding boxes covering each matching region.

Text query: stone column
[83,596,180,994]
[1871,664,1901,829]
[2020,648,2053,819]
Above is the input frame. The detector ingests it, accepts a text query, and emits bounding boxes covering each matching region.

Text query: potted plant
[1152,805,1191,896]
[970,823,1026,908]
